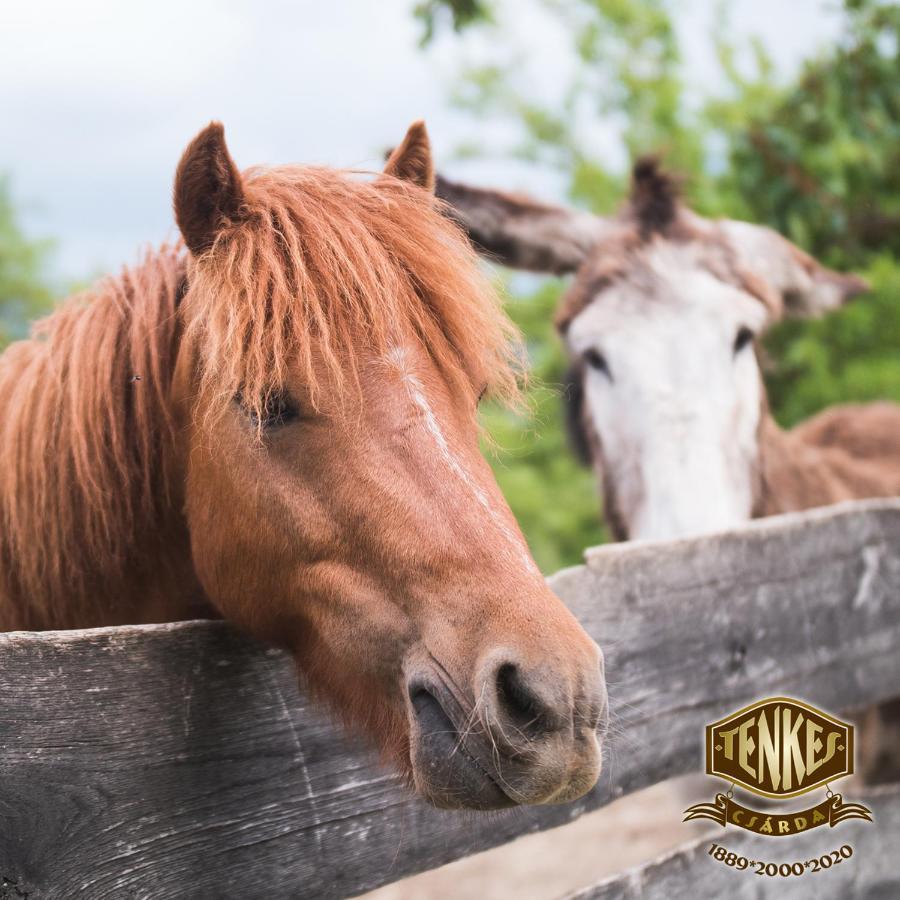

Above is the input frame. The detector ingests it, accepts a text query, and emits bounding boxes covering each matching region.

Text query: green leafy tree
[722,0,900,424]
[0,178,55,347]
[421,0,900,570]
[725,0,900,265]
[414,0,493,45]
[481,278,606,571]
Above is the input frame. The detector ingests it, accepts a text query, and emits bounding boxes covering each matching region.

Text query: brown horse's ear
[174,122,245,256]
[384,120,435,192]
[719,220,868,319]
[435,176,613,275]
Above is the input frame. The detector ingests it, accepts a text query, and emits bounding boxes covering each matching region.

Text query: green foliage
[480,278,606,573]
[764,255,900,427]
[421,0,900,570]
[448,0,705,212]
[415,0,493,46]
[726,0,900,266]
[732,0,900,428]
[0,178,55,347]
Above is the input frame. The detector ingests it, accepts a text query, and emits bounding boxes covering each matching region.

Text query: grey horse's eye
[583,348,613,381]
[733,326,755,355]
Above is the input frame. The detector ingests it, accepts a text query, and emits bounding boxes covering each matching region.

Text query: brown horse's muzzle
[405,642,607,810]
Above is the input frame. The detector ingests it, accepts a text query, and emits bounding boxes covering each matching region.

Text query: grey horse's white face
[565,244,770,541]
[435,159,868,542]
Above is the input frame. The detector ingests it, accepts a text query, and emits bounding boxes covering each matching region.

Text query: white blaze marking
[388,347,539,574]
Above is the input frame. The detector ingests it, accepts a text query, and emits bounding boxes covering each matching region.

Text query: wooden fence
[0,498,898,899]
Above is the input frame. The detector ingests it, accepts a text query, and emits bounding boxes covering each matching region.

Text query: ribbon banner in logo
[684,792,872,837]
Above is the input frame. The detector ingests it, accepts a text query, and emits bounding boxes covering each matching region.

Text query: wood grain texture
[0,499,898,899]
[571,784,900,899]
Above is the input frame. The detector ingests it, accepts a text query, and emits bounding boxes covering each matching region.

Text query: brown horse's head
[169,122,606,809]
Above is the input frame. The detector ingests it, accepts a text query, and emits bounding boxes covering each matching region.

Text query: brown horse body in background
[0,123,607,810]
[437,163,900,779]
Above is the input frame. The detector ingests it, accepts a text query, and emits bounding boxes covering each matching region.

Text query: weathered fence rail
[1,498,898,899]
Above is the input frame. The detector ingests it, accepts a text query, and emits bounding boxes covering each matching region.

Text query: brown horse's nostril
[407,681,514,810]
[407,648,606,809]
[487,660,570,748]
[410,686,451,737]
[495,662,558,737]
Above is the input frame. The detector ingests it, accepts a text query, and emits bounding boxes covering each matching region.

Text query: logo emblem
[706,697,852,798]
[685,697,872,837]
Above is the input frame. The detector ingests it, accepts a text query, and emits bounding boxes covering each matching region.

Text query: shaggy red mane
[0,165,521,624]
[185,165,521,426]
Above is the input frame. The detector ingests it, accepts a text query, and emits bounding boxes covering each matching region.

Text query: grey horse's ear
[561,364,592,467]
[435,176,614,275]
[719,220,868,318]
[384,121,435,192]
[174,122,246,257]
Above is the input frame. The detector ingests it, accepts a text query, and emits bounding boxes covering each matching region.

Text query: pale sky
[1,0,842,282]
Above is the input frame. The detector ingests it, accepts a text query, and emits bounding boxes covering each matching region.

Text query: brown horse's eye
[236,390,301,429]
[734,326,755,355]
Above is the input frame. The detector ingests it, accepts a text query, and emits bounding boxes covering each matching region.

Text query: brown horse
[0,122,607,810]
[437,161,900,779]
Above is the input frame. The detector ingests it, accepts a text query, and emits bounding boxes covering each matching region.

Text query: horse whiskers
[481,703,532,804]
[450,682,490,759]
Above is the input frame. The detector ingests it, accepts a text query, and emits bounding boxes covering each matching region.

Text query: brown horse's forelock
[185,166,522,428]
[0,165,522,624]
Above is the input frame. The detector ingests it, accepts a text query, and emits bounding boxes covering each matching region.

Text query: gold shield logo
[706,697,853,799]
[685,696,872,837]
